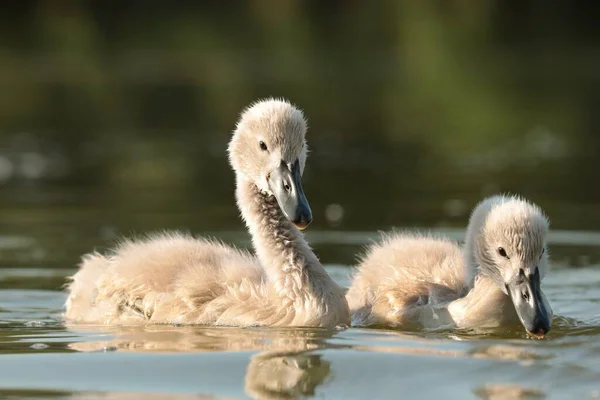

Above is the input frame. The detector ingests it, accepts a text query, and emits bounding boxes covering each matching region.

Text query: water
[0,201,599,399]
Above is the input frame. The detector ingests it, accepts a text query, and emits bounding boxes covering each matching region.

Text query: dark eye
[259,141,268,151]
[540,248,545,260]
[497,247,508,258]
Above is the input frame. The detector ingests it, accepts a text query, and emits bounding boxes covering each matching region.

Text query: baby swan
[346,195,553,337]
[65,98,349,328]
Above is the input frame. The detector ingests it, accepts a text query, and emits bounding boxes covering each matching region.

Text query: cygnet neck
[463,199,497,286]
[448,275,514,329]
[235,176,328,284]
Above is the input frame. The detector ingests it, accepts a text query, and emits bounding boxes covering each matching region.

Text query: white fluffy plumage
[65,99,349,327]
[346,195,552,333]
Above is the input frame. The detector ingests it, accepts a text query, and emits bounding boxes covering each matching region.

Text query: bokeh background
[0,1,599,278]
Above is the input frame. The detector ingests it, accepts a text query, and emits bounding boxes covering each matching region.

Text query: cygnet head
[228,98,312,229]
[470,195,552,337]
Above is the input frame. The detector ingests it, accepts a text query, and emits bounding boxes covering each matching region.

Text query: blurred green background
[0,1,599,273]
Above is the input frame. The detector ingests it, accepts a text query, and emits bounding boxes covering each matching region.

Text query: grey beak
[506,268,552,337]
[268,159,312,230]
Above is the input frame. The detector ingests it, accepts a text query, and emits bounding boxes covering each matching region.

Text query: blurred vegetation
[0,0,599,248]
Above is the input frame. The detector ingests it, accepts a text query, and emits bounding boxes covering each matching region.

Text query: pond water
[0,193,598,400]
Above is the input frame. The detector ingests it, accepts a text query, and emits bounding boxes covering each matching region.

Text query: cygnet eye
[540,248,545,260]
[259,141,268,151]
[497,247,509,258]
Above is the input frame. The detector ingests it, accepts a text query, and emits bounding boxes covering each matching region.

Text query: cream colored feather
[347,195,552,332]
[65,99,350,328]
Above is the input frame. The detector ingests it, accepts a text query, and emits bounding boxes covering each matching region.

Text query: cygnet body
[65,98,350,328]
[346,195,552,337]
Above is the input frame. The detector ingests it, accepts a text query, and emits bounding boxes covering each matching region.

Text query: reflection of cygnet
[245,352,330,400]
[66,325,333,354]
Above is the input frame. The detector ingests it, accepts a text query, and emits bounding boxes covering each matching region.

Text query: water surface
[0,227,599,399]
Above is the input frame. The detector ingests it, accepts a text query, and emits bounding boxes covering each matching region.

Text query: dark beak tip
[526,321,551,338]
[527,328,549,339]
[293,215,312,230]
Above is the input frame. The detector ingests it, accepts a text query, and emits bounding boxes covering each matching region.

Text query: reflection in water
[473,384,546,400]
[67,325,342,353]
[3,315,598,399]
[64,324,589,400]
[469,344,552,366]
[353,343,463,359]
[68,326,337,400]
[245,351,330,400]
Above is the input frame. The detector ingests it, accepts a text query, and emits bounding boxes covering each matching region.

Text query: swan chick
[65,98,349,327]
[346,195,552,337]
[461,195,552,336]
